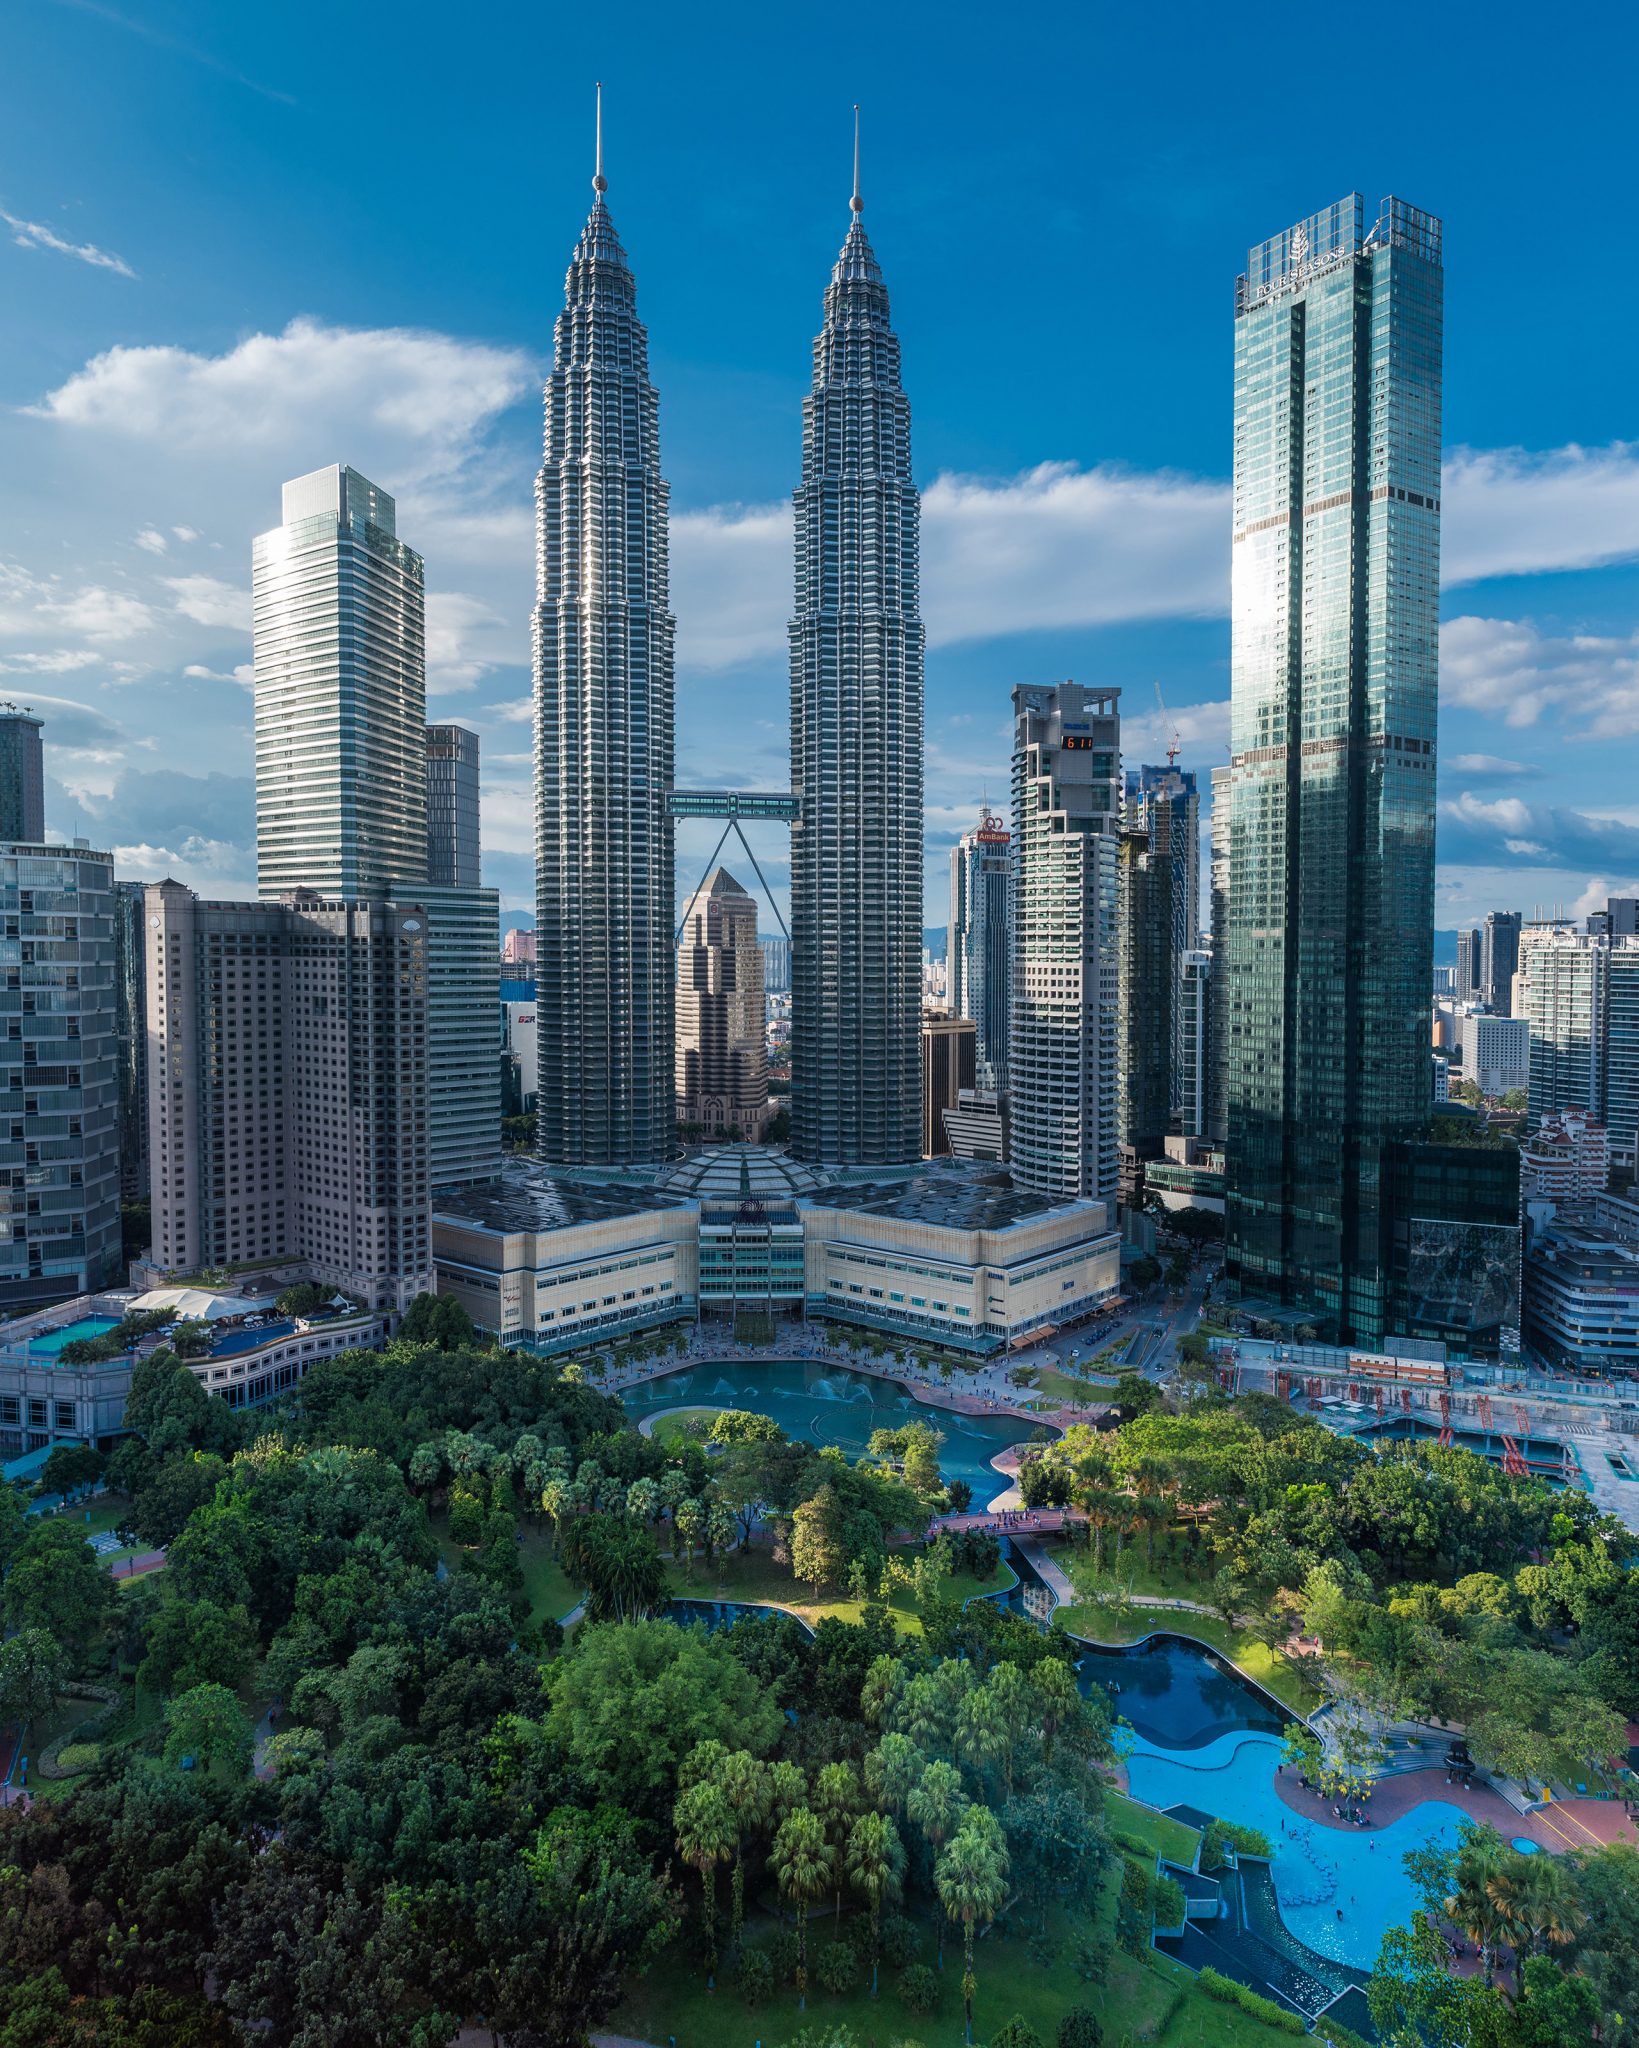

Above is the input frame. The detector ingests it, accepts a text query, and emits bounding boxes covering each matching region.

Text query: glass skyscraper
[789,169,924,1166]
[1224,194,1443,1345]
[425,724,481,888]
[0,709,44,845]
[949,810,1011,1088]
[253,465,428,899]
[533,159,675,1166]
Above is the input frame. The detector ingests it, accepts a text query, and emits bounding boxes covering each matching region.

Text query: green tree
[0,1625,64,1728]
[792,1483,849,1594]
[559,1512,668,1622]
[846,1808,905,1995]
[907,1759,968,1968]
[714,1749,774,1954]
[674,1779,735,1986]
[162,1682,252,1779]
[137,1595,257,1698]
[771,1806,833,2010]
[132,1450,228,1547]
[396,1291,477,1350]
[2,1518,115,1657]
[936,1808,1010,2045]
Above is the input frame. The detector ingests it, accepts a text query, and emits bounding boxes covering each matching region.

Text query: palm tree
[863,1732,925,1817]
[674,1780,735,1987]
[714,1750,773,1955]
[1446,1830,1509,1985]
[1030,1657,1079,1769]
[1491,1852,1583,1994]
[906,1761,968,1968]
[813,1760,863,1932]
[936,1808,1010,2045]
[899,1670,954,1757]
[847,1809,906,1996]
[771,1807,832,2010]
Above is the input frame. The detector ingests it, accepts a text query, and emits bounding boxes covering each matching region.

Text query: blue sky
[4,0,1639,932]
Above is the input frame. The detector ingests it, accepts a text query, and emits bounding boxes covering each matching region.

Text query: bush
[50,1741,101,1774]
[1153,1872,1186,1929]
[733,1946,773,2009]
[1201,1818,1273,1869]
[1196,1968,1305,2035]
[768,1928,801,1984]
[990,2022,1045,2048]
[897,1961,939,2016]
[815,1942,858,1995]
[1057,2010,1103,2048]
[880,1912,921,1968]
[1071,1931,1113,1983]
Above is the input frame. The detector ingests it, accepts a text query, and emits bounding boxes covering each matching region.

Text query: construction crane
[1152,680,1181,767]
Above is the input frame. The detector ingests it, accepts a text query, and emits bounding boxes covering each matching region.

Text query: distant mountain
[923,925,947,961]
[1432,929,1457,968]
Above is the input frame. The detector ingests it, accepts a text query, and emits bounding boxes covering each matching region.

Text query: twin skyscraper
[532,106,924,1169]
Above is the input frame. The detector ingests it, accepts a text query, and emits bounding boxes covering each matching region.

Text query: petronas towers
[789,168,925,1166]
[533,131,676,1166]
[534,110,923,1168]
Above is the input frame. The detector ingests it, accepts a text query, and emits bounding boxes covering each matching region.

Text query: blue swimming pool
[1071,1633,1288,1749]
[25,1315,119,1357]
[1127,1726,1469,1970]
[619,1359,1046,1503]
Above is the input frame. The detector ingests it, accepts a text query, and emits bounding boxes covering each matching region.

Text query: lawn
[1056,1600,1323,1717]
[1015,1365,1119,1410]
[432,1515,583,1629]
[665,1541,1017,1637]
[613,1869,1310,2048]
[645,1406,727,1447]
[1105,1788,1202,1867]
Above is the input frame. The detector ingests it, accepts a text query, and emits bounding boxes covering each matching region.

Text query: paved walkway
[1273,1764,1636,1853]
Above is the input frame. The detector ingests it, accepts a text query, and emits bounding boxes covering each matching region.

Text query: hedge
[1195,1966,1306,2035]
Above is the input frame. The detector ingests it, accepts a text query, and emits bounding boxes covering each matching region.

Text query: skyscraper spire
[533,133,676,1166]
[851,103,861,214]
[789,138,924,1166]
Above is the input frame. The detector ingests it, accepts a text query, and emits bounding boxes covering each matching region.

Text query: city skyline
[4,9,1639,935]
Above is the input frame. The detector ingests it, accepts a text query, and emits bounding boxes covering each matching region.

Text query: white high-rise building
[254,466,428,900]
[1009,682,1121,1202]
[1457,1011,1529,1097]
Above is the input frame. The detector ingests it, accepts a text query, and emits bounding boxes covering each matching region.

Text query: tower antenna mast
[1153,679,1181,767]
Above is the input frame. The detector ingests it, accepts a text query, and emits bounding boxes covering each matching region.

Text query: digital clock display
[1061,734,1100,750]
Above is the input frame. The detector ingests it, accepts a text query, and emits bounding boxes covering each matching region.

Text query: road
[1026,1253,1218,1384]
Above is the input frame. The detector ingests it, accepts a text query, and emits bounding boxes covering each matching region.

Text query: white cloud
[426,589,512,692]
[1440,614,1639,732]
[0,649,102,675]
[1443,442,1639,586]
[109,837,255,895]
[37,586,155,640]
[0,207,134,277]
[1447,752,1530,777]
[133,527,169,555]
[165,575,252,632]
[171,526,200,542]
[33,316,536,486]
[183,662,256,689]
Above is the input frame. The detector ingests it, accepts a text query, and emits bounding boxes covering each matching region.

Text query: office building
[113,880,149,1199]
[942,1086,1008,1163]
[949,810,1011,1087]
[1127,762,1200,1121]
[1117,820,1174,1200]
[1608,898,1639,939]
[921,1011,976,1158]
[253,465,428,900]
[676,867,771,1143]
[502,997,537,1119]
[502,927,537,967]
[1010,682,1122,1203]
[1458,1011,1530,1097]
[420,883,501,1188]
[1456,926,1483,1004]
[1525,1211,1639,1374]
[1206,764,1230,1146]
[0,708,44,844]
[534,150,675,1167]
[760,936,792,994]
[790,159,923,1166]
[1223,195,1443,1345]
[1432,1053,1450,1103]
[1145,1133,1226,1215]
[1179,947,1212,1140]
[1481,910,1522,1017]
[0,843,122,1308]
[1386,1127,1521,1362]
[144,882,432,1309]
[426,725,481,887]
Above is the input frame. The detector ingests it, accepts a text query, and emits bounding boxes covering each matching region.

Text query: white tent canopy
[127,1287,261,1322]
